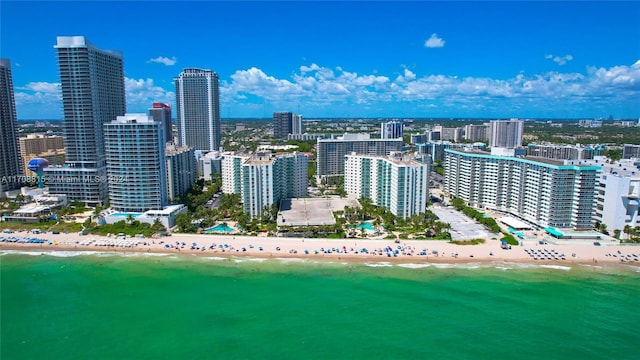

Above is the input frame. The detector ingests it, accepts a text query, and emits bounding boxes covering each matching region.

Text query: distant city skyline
[2,1,639,119]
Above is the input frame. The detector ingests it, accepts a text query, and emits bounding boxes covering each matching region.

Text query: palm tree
[597,222,608,235]
[623,225,633,240]
[613,229,621,239]
[152,218,165,233]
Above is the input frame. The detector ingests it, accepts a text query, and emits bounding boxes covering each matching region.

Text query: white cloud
[14,81,62,118]
[545,54,573,66]
[404,69,416,81]
[148,56,177,66]
[424,33,445,48]
[13,59,640,119]
[18,81,60,94]
[125,77,175,109]
[220,60,640,116]
[300,63,320,73]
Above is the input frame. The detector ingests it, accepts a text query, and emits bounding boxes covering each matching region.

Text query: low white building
[199,150,222,181]
[592,159,640,236]
[102,204,188,229]
[2,188,67,223]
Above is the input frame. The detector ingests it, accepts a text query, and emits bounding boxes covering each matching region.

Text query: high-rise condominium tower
[292,114,303,135]
[149,102,173,144]
[489,119,524,148]
[0,59,23,196]
[273,112,293,138]
[175,68,220,151]
[44,36,125,206]
[104,114,167,212]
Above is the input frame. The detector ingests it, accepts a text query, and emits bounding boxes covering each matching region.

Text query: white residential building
[344,152,429,219]
[241,151,308,218]
[200,150,222,181]
[593,160,640,236]
[444,149,600,230]
[104,114,167,213]
[221,152,250,196]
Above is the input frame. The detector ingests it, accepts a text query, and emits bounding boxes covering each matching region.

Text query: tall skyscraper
[149,102,173,144]
[175,68,220,151]
[44,36,125,206]
[0,58,23,196]
[273,112,293,138]
[292,114,303,135]
[104,114,167,212]
[489,119,524,148]
[381,120,404,139]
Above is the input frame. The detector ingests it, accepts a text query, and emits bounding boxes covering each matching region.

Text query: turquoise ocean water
[1,252,639,359]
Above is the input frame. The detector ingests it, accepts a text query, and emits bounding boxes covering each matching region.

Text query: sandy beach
[2,230,640,267]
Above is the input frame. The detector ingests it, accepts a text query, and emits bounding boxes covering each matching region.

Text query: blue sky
[2,1,639,119]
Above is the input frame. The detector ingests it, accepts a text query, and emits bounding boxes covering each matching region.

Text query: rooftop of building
[21,134,64,139]
[522,156,566,166]
[110,114,154,124]
[578,158,640,177]
[447,149,603,169]
[55,36,123,58]
[104,204,187,217]
[12,205,56,215]
[526,142,604,149]
[318,133,405,142]
[347,152,425,166]
[245,151,276,165]
[166,145,193,155]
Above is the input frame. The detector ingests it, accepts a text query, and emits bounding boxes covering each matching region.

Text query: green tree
[152,218,166,233]
[175,213,194,233]
[604,149,623,162]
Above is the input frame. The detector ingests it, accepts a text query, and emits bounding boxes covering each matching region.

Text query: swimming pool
[204,224,235,233]
[111,213,141,217]
[355,222,375,230]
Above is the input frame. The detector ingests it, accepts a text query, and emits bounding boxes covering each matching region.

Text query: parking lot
[431,205,493,240]
[278,197,358,227]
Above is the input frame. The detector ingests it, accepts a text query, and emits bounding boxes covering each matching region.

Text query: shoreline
[2,231,640,269]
